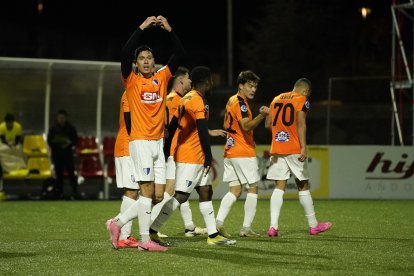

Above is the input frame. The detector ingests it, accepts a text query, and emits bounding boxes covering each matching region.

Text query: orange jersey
[166,90,183,156]
[123,66,172,140]
[114,92,130,157]
[173,90,209,164]
[165,90,183,125]
[223,94,256,158]
[269,91,310,154]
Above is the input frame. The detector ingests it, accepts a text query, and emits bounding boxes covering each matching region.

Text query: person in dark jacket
[47,109,78,199]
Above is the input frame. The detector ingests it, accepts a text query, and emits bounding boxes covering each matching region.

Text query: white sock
[180,200,195,230]
[151,197,180,232]
[243,193,258,228]
[270,188,284,229]
[115,200,139,227]
[119,195,136,240]
[137,196,152,243]
[150,192,172,224]
[216,192,237,226]
[299,190,318,228]
[199,201,217,235]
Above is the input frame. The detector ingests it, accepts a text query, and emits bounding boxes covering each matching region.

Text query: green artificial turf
[0,199,413,275]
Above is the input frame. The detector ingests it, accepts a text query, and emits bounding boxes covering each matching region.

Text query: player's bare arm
[240,105,269,132]
[209,129,227,137]
[296,111,307,162]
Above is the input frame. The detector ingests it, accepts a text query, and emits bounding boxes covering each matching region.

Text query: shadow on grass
[167,247,335,271]
[0,252,38,259]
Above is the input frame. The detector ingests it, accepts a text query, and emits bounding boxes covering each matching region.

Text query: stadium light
[360,7,371,19]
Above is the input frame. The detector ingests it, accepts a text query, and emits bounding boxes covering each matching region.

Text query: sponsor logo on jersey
[275,131,290,142]
[141,92,163,104]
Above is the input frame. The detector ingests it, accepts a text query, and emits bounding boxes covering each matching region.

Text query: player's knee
[175,191,190,204]
[124,189,138,200]
[233,190,242,198]
[153,194,164,204]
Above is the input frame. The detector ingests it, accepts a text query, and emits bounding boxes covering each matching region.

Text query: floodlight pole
[227,0,233,87]
[390,2,414,146]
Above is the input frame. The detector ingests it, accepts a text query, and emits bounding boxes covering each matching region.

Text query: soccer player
[215,70,269,238]
[265,78,332,237]
[106,15,185,252]
[150,66,236,246]
[151,66,208,237]
[107,91,140,249]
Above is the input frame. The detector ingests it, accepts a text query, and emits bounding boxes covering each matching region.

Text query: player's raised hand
[139,16,157,30]
[156,15,172,32]
[259,106,270,117]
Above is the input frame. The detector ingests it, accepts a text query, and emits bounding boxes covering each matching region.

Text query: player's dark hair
[237,70,260,85]
[134,45,153,62]
[190,66,211,87]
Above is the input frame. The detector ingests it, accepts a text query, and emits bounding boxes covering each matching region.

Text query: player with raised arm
[106,15,185,252]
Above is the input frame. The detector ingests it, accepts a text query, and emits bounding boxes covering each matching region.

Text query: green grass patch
[0,199,413,275]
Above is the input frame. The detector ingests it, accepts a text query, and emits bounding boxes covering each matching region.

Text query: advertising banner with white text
[189,145,413,200]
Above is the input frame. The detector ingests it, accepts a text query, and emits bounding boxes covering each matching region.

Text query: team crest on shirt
[130,175,136,183]
[152,79,159,85]
[275,131,290,142]
[305,101,310,109]
[240,105,247,112]
[226,137,235,147]
[205,104,209,112]
[186,180,193,187]
[143,168,151,175]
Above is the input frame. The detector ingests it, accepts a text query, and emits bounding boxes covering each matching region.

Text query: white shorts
[175,162,211,193]
[223,157,260,185]
[115,156,139,189]
[266,154,309,181]
[166,156,176,180]
[129,139,166,184]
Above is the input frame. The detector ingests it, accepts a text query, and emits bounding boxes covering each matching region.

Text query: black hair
[190,66,211,87]
[4,113,15,122]
[167,66,190,93]
[134,45,153,62]
[237,70,260,85]
[57,109,68,116]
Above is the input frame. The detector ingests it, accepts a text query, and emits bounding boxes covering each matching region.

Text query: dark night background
[2,0,411,145]
[0,1,392,99]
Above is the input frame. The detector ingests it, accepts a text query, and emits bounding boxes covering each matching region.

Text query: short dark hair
[134,45,153,61]
[190,66,211,87]
[168,66,190,92]
[237,70,260,85]
[57,109,68,116]
[4,113,15,122]
[175,66,190,78]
